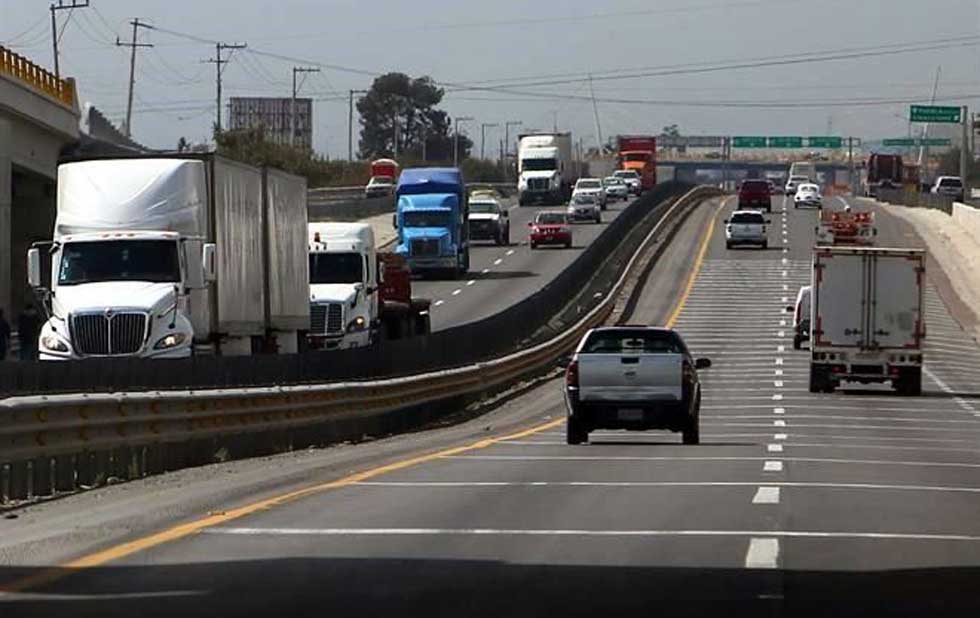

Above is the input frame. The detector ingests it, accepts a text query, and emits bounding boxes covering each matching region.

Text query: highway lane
[414,195,639,331]
[4,194,980,616]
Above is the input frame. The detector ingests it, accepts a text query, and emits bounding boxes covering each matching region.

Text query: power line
[3,14,50,47]
[50,0,90,78]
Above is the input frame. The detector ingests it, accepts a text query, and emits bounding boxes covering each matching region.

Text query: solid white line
[752,487,781,504]
[745,538,780,569]
[204,528,980,542]
[448,454,980,470]
[764,461,784,472]
[767,444,784,452]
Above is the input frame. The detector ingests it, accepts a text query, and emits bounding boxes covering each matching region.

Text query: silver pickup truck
[562,326,711,445]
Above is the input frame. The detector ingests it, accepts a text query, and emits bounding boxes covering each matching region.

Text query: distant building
[228,97,313,148]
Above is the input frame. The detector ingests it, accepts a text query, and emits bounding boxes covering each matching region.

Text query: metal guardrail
[0,185,722,502]
[0,45,75,108]
[876,188,956,215]
[308,182,514,204]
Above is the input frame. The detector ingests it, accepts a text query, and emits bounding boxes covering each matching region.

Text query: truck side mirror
[183,239,206,289]
[202,243,217,283]
[392,214,398,229]
[27,248,42,288]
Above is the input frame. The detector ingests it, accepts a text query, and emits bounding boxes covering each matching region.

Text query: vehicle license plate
[618,408,644,421]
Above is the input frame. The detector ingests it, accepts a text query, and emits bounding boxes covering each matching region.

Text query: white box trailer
[29,154,308,359]
[809,246,925,395]
[517,132,578,205]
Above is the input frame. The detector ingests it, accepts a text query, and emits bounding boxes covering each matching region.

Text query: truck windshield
[614,171,639,179]
[469,201,499,214]
[623,153,650,162]
[403,211,453,227]
[58,240,180,286]
[523,158,557,171]
[309,252,364,285]
[582,329,685,354]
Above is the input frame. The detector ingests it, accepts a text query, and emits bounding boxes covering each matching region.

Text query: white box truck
[809,246,925,395]
[28,155,309,360]
[517,132,578,206]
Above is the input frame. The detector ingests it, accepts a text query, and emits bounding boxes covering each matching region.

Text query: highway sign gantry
[807,136,843,149]
[732,136,768,148]
[731,136,845,149]
[882,137,952,147]
[910,105,962,124]
[768,136,804,148]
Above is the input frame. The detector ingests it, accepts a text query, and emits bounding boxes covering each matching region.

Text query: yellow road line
[2,193,729,594]
[1,418,564,593]
[665,197,727,328]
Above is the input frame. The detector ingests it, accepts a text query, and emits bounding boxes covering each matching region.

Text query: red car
[529,211,573,249]
[738,179,772,212]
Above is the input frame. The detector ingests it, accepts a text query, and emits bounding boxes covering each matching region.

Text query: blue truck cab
[394,167,470,278]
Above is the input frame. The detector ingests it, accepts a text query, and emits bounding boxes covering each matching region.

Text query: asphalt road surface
[415,195,638,331]
[3,194,980,617]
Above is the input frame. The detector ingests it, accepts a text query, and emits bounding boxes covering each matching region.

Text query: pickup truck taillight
[565,360,579,387]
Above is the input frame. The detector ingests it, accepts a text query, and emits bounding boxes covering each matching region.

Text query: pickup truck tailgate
[578,353,683,402]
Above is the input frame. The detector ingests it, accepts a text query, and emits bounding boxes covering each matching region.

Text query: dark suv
[738,179,772,212]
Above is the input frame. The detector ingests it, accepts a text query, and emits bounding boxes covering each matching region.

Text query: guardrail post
[54,455,76,492]
[6,461,28,501]
[1,463,10,504]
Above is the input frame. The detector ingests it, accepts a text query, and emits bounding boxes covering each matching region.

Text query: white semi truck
[809,246,925,395]
[28,155,309,360]
[307,222,430,350]
[517,132,578,206]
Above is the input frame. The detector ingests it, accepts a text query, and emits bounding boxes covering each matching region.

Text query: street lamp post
[454,116,474,167]
[481,123,500,160]
[504,120,523,179]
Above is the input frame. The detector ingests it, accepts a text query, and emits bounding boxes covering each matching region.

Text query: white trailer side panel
[212,157,265,336]
[264,168,310,331]
[870,253,923,350]
[814,251,866,348]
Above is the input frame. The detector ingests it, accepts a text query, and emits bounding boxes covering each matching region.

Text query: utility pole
[290,66,319,147]
[50,0,90,79]
[504,120,522,178]
[204,42,247,134]
[115,18,153,139]
[588,74,604,151]
[962,105,970,199]
[453,116,474,167]
[348,89,368,161]
[480,123,499,160]
[848,136,855,194]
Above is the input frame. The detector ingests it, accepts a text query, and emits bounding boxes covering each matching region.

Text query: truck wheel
[761,241,768,250]
[793,336,802,350]
[809,366,825,393]
[530,242,537,250]
[566,417,588,445]
[896,368,922,396]
[725,241,733,250]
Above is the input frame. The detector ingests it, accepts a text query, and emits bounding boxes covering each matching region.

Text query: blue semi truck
[394,168,470,279]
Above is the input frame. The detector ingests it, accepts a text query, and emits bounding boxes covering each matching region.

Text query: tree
[176,137,190,152]
[356,72,471,162]
[662,124,681,137]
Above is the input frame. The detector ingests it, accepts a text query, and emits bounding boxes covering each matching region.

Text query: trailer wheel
[809,366,826,393]
[793,336,802,350]
[566,417,588,445]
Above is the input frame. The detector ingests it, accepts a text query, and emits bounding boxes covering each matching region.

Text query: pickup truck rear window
[740,181,769,191]
[582,330,686,354]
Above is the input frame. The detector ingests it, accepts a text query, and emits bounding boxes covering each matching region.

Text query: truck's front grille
[72,312,148,356]
[411,239,440,257]
[528,178,549,191]
[311,303,344,335]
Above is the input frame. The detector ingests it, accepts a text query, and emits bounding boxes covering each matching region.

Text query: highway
[415,196,639,331]
[3,194,980,616]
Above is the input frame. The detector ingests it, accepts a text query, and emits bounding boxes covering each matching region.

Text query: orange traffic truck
[617,136,657,192]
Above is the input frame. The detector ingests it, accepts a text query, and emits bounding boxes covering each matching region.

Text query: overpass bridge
[659,159,852,186]
[0,46,79,321]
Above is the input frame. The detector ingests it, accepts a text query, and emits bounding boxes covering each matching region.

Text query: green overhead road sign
[882,137,952,147]
[768,136,803,148]
[732,136,767,148]
[807,136,843,148]
[910,105,962,123]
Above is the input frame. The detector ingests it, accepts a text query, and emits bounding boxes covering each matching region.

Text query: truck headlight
[154,333,188,350]
[41,334,69,353]
[347,316,368,333]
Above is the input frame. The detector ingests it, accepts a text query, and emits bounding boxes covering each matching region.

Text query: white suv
[725,210,770,249]
[931,176,964,201]
[573,178,608,209]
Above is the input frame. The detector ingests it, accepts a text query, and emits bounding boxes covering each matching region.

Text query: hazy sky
[3,0,980,157]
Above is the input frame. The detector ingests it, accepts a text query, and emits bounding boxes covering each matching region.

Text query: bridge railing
[0,45,75,108]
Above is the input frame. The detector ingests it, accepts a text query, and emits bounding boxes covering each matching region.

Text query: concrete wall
[952,202,980,248]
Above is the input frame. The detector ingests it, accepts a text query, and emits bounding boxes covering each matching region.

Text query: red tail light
[566,360,579,387]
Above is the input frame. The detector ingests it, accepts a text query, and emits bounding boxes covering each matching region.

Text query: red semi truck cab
[617,136,657,192]
[370,158,401,183]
